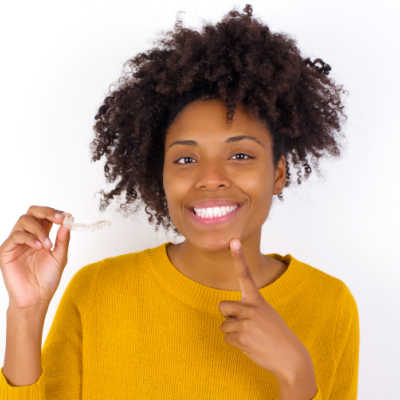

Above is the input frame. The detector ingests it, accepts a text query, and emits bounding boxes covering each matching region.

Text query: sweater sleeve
[328,281,360,399]
[0,261,100,399]
[311,385,322,399]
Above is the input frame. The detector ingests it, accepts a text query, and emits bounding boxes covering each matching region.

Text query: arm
[0,263,98,399]
[276,352,319,400]
[328,283,360,399]
[3,304,49,386]
[276,281,359,400]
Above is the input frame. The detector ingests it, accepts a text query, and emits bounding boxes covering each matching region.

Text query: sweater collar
[146,241,304,314]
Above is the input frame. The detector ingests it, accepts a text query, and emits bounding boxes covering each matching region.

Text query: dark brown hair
[89,4,348,235]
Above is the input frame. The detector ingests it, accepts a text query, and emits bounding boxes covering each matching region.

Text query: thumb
[52,224,71,265]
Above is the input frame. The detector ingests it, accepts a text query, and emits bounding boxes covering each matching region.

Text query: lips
[187,202,243,226]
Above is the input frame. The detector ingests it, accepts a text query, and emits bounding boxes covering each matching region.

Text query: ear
[274,155,286,193]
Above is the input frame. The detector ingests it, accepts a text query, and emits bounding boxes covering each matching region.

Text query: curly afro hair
[89,3,348,236]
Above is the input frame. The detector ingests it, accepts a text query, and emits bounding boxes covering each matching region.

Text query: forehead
[165,99,272,143]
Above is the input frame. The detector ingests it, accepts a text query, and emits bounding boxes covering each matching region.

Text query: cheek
[238,172,270,196]
[240,174,274,218]
[162,172,191,208]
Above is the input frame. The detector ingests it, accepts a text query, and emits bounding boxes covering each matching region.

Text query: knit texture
[0,241,359,399]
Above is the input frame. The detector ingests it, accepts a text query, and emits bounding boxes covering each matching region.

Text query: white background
[0,0,399,397]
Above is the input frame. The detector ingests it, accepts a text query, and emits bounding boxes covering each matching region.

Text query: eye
[231,153,254,161]
[173,153,255,165]
[174,156,195,165]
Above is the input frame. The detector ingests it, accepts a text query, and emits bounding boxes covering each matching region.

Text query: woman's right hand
[0,205,72,311]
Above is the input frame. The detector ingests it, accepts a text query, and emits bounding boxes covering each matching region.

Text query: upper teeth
[193,205,238,218]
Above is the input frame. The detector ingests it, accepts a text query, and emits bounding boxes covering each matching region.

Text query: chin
[186,236,238,252]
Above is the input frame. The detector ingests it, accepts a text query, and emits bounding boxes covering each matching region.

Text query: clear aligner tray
[61,214,112,232]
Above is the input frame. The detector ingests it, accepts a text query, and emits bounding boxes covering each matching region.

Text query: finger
[12,206,65,236]
[220,317,241,333]
[52,222,71,265]
[6,230,45,251]
[223,332,247,350]
[26,205,66,226]
[230,238,260,303]
[219,300,253,319]
[15,215,53,249]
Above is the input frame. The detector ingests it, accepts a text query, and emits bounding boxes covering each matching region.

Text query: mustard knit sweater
[0,241,359,399]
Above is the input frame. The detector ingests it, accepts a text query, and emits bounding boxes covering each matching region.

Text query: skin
[162,98,288,291]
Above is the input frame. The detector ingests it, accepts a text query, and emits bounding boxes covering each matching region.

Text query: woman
[0,4,359,399]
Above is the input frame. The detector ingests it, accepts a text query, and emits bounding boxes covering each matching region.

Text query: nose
[194,163,231,190]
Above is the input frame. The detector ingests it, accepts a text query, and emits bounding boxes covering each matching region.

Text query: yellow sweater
[0,241,359,399]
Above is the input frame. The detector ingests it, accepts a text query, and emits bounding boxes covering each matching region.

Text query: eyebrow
[167,135,266,150]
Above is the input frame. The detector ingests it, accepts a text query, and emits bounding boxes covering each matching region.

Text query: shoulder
[292,256,359,328]
[62,247,153,311]
[97,246,152,276]
[82,246,155,292]
[295,256,357,305]
[333,279,359,340]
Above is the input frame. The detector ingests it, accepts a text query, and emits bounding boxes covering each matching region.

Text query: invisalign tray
[61,213,112,231]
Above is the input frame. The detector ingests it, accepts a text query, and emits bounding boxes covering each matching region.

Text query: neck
[166,237,277,291]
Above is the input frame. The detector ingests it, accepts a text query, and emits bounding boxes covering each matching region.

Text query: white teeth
[193,205,238,219]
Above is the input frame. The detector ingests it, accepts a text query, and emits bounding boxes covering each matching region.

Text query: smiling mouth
[187,203,243,225]
[189,203,240,213]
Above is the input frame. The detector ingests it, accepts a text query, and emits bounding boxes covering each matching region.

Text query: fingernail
[45,238,52,248]
[231,239,240,251]
[55,213,62,220]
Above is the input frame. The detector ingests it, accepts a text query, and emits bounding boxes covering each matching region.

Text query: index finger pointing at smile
[230,238,261,304]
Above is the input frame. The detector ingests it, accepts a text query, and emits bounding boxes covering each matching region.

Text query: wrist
[275,354,318,400]
[7,302,49,320]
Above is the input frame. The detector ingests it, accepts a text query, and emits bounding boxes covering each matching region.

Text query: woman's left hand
[218,238,313,382]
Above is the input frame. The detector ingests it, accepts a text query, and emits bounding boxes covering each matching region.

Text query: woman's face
[162,98,285,250]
